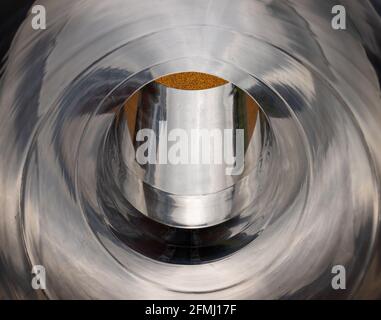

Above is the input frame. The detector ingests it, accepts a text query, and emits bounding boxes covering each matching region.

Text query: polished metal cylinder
[1,0,380,300]
[119,81,261,228]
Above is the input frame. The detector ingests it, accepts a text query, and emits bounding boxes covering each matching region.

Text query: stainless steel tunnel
[0,0,381,299]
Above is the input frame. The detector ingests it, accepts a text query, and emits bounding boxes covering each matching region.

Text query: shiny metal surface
[119,81,260,228]
[0,0,380,299]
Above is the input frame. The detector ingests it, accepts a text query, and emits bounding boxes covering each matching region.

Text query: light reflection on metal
[0,0,380,299]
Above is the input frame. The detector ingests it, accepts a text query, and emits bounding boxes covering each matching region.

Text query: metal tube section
[1,0,380,300]
[119,81,261,228]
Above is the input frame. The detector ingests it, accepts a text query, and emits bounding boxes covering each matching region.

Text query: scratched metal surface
[0,0,380,299]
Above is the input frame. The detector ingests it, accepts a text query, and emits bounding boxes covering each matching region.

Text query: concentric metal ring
[0,0,380,299]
